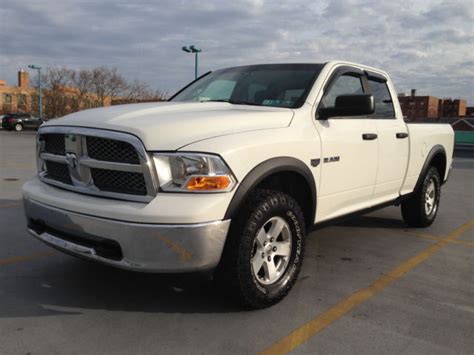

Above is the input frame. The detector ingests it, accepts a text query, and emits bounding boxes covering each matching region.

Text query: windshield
[171,64,324,108]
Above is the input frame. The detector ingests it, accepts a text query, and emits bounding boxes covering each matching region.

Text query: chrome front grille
[43,133,66,155]
[45,161,72,184]
[37,127,157,202]
[90,168,147,195]
[86,136,140,164]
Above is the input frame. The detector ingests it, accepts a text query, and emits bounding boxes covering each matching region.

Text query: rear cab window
[366,75,395,119]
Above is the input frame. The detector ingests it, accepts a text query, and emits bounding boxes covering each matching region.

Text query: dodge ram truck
[23,61,454,308]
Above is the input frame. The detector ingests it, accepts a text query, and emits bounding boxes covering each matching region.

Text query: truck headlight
[152,153,236,192]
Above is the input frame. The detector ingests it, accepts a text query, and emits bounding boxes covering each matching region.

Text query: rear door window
[367,78,395,118]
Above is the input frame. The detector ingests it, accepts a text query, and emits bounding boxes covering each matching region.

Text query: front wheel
[216,189,306,309]
[14,123,23,132]
[401,166,441,227]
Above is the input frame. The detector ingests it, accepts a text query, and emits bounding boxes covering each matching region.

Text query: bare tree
[120,79,167,104]
[31,65,165,118]
[90,67,127,106]
[70,69,93,111]
[42,67,75,118]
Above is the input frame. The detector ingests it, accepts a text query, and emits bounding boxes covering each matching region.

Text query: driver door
[314,67,379,222]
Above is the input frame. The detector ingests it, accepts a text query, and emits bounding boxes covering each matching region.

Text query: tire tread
[216,188,306,309]
[401,166,440,227]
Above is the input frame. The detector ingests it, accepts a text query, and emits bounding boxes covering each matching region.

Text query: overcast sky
[1,0,473,103]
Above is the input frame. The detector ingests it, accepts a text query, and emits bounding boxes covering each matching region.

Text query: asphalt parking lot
[0,130,473,354]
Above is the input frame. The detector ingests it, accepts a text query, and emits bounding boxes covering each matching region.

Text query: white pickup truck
[23,61,454,308]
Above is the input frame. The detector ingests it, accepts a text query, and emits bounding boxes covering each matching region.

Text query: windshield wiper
[229,100,263,107]
[201,99,263,107]
[200,99,232,103]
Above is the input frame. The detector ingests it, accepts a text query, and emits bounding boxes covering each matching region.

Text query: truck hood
[44,102,294,150]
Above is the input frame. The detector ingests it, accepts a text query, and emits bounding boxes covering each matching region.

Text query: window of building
[3,93,12,104]
[367,78,395,118]
[18,94,27,105]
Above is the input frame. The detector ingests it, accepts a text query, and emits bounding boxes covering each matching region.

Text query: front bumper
[24,198,231,272]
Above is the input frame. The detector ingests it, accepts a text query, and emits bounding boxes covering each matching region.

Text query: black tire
[401,166,441,227]
[215,189,306,309]
[14,123,23,132]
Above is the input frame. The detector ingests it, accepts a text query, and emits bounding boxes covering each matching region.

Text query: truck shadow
[1,258,244,317]
[335,215,408,229]
[0,199,405,318]
[0,199,243,317]
[311,211,408,231]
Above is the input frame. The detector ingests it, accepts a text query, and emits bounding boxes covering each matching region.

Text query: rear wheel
[14,123,23,132]
[215,189,306,309]
[401,166,441,227]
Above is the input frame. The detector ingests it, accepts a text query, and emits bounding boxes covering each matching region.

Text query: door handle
[396,132,409,139]
[362,133,378,140]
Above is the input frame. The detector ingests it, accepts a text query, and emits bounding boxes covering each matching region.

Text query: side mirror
[318,94,374,120]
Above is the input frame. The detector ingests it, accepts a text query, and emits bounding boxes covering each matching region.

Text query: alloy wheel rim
[251,216,292,285]
[425,179,437,215]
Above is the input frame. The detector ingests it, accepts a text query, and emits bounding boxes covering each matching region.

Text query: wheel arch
[224,157,316,227]
[414,145,447,191]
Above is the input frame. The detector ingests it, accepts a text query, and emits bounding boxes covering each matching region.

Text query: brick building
[398,90,440,121]
[441,98,467,117]
[465,107,474,117]
[398,89,467,121]
[0,69,113,117]
[0,70,37,114]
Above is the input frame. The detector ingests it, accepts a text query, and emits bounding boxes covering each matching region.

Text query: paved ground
[0,130,473,354]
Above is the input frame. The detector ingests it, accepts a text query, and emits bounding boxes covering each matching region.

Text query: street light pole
[195,49,198,79]
[28,64,42,120]
[182,45,202,79]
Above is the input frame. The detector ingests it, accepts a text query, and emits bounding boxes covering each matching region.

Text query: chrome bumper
[24,198,231,272]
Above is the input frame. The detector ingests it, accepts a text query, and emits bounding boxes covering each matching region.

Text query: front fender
[223,156,316,221]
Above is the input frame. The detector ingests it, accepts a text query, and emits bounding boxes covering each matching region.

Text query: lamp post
[27,64,43,120]
[182,45,202,79]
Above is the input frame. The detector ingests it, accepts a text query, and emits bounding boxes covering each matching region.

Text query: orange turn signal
[185,175,232,191]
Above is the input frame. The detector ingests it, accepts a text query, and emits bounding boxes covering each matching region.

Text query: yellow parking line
[405,230,474,248]
[155,234,193,262]
[0,202,21,209]
[260,218,474,355]
[0,250,56,266]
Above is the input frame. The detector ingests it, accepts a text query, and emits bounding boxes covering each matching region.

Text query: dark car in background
[1,113,44,131]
